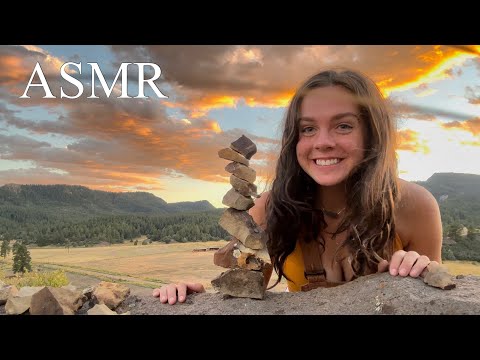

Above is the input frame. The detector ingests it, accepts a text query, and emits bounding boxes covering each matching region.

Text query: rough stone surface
[230,175,258,198]
[4,286,44,315]
[92,281,130,309]
[88,303,118,315]
[230,135,257,159]
[225,162,256,184]
[0,285,18,305]
[129,273,480,315]
[218,148,249,166]
[30,286,86,315]
[222,188,254,210]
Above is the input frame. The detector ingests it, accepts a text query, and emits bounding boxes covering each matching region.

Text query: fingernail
[399,269,407,276]
[179,296,185,302]
[168,297,175,304]
[390,268,397,276]
[160,296,166,302]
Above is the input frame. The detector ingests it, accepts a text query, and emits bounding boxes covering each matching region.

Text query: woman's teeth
[315,158,341,166]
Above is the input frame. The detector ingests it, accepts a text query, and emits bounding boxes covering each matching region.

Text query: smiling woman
[259,68,442,292]
[152,67,444,304]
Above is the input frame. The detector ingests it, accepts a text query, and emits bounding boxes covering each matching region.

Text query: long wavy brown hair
[266,68,399,288]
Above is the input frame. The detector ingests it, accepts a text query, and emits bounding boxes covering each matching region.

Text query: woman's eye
[337,124,353,132]
[301,126,315,134]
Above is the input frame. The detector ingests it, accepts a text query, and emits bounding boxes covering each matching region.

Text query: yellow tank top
[283,233,404,292]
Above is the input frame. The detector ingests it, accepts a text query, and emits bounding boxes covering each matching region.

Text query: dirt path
[39,263,162,296]
[62,270,154,297]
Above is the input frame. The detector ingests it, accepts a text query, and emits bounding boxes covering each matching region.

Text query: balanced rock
[225,162,256,184]
[230,135,257,160]
[222,188,254,210]
[214,237,271,271]
[218,148,249,166]
[219,208,266,250]
[230,175,258,198]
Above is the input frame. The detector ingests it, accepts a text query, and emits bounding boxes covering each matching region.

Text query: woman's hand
[152,282,205,305]
[388,250,436,278]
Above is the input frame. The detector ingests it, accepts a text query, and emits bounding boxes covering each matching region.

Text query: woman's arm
[248,191,270,231]
[391,181,443,277]
[398,181,443,262]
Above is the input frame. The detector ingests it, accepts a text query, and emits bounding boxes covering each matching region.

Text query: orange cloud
[0,55,29,85]
[397,129,430,154]
[110,45,478,114]
[2,45,478,192]
[441,118,480,136]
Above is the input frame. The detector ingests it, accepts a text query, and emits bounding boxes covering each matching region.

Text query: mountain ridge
[0,183,216,216]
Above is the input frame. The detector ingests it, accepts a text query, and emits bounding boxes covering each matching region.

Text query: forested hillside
[0,184,224,246]
[0,175,479,262]
[415,173,480,261]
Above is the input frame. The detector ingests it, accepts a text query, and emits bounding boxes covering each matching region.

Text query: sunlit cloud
[397,129,430,154]
[1,44,480,205]
[109,45,477,114]
[441,118,480,136]
[466,86,480,104]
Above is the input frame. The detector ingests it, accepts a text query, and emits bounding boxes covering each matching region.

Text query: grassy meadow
[2,239,479,292]
[1,239,287,291]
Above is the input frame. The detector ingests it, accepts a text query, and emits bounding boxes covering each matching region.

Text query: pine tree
[12,242,32,274]
[1,239,10,259]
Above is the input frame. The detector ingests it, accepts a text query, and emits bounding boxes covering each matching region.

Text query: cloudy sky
[0,45,479,207]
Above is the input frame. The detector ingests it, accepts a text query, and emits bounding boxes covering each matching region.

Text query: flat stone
[211,268,266,299]
[218,148,249,166]
[424,263,456,290]
[225,162,256,184]
[230,175,258,197]
[218,208,266,250]
[230,135,257,160]
[222,188,254,210]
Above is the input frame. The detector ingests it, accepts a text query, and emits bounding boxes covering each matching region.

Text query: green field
[2,240,479,292]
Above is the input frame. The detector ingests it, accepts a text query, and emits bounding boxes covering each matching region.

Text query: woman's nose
[313,130,336,150]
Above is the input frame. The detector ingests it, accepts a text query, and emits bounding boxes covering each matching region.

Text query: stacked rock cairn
[211,135,273,300]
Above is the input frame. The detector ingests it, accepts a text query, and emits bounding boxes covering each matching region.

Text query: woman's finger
[409,255,430,278]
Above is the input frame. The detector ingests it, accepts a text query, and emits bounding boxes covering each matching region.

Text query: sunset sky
[0,45,479,207]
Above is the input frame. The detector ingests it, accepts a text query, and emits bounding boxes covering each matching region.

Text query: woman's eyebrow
[332,112,360,121]
[298,112,360,123]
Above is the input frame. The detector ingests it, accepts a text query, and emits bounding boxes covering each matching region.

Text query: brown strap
[300,239,345,291]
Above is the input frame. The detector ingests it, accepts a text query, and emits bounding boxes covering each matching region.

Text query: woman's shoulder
[395,179,442,251]
[396,179,438,212]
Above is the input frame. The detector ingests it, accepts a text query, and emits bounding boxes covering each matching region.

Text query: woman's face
[296,86,367,187]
